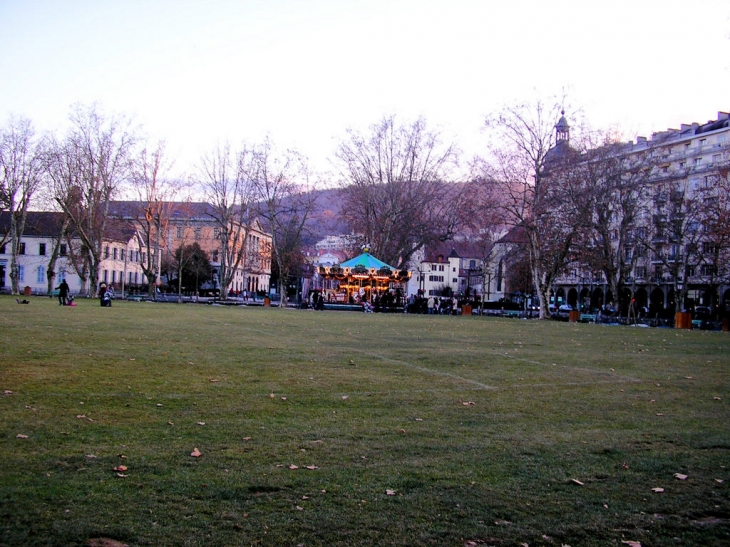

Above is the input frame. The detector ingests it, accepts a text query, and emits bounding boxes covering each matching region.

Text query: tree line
[2,102,729,317]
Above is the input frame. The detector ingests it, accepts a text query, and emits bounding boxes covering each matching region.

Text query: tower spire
[555,110,570,143]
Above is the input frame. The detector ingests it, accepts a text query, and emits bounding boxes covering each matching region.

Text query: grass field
[1,296,729,547]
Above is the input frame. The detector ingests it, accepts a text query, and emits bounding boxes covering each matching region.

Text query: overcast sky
[1,0,729,179]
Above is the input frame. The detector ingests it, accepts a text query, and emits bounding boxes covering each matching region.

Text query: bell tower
[555,110,570,143]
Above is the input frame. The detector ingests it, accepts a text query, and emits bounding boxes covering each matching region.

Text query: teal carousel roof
[340,252,398,271]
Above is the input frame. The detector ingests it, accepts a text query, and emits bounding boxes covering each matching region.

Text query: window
[18,265,25,282]
[142,252,146,263]
[635,266,646,278]
[36,266,44,283]
[212,250,219,262]
[713,154,722,163]
[694,157,702,166]
[104,246,109,259]
[18,242,25,255]
[121,249,125,261]
[679,162,685,169]
[439,265,444,272]
[214,227,221,238]
[57,270,66,282]
[452,278,457,283]
[134,272,138,284]
[113,248,118,260]
[0,244,5,254]
[119,271,123,283]
[176,226,184,238]
[60,244,67,256]
[701,264,716,276]
[39,243,46,256]
[103,270,108,282]
[129,271,133,284]
[112,271,116,283]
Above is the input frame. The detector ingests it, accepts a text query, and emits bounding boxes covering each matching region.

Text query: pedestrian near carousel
[57,279,70,306]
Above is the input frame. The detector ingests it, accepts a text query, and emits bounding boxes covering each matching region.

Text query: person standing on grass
[57,280,69,306]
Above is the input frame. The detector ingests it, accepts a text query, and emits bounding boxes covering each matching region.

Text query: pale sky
[1,0,729,180]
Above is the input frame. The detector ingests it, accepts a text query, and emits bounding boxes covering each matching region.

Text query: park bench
[580,313,597,323]
[503,310,521,318]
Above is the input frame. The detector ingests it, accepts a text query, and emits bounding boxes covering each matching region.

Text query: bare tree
[572,137,652,314]
[244,138,316,308]
[485,100,588,319]
[637,168,707,314]
[461,174,508,312]
[129,141,178,297]
[699,163,730,309]
[49,105,137,296]
[198,143,253,300]
[335,115,464,267]
[0,116,46,294]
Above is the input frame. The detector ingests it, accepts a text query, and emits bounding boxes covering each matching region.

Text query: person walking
[57,280,70,306]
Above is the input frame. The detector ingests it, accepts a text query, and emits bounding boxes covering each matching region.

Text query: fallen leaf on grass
[311,440,323,444]
[656,413,664,416]
[302,495,309,500]
[209,379,219,383]
[112,466,128,472]
[88,538,130,547]
[714,397,722,400]
[386,489,396,496]
[16,434,28,439]
[415,418,423,422]
[674,473,688,480]
[281,397,287,401]
[461,401,476,406]
[289,464,299,470]
[129,358,135,361]
[197,422,205,426]
[295,506,303,511]
[305,465,319,470]
[86,454,97,459]
[76,414,86,419]
[190,448,202,458]
[716,479,724,484]
[651,487,665,493]
[3,390,13,395]
[341,395,348,400]
[242,437,252,441]
[621,541,642,547]
[570,479,585,486]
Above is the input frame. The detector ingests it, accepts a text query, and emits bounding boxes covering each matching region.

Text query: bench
[503,310,521,318]
[580,314,597,323]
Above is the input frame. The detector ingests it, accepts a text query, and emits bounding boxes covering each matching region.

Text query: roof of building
[0,211,66,237]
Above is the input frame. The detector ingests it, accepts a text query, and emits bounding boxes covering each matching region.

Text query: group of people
[404,294,461,315]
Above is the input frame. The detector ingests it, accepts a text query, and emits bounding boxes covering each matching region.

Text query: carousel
[317,249,412,306]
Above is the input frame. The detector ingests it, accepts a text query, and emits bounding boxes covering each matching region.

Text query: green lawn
[1,296,728,547]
